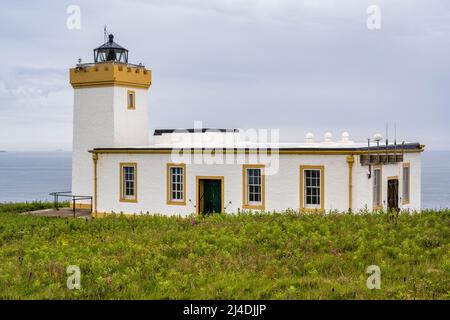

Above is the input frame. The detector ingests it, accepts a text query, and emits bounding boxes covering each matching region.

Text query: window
[167,163,186,205]
[120,163,137,202]
[127,90,135,109]
[248,169,262,204]
[305,170,321,206]
[300,165,324,211]
[373,166,382,209]
[242,165,265,210]
[402,163,410,204]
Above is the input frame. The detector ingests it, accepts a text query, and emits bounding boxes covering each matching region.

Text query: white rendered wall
[95,152,422,215]
[72,87,114,198]
[113,87,149,147]
[96,153,352,215]
[72,86,149,199]
[352,152,421,211]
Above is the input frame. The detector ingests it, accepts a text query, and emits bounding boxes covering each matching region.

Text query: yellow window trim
[402,162,411,205]
[299,165,325,212]
[196,176,225,214]
[166,163,186,206]
[127,90,136,110]
[372,165,382,210]
[120,162,138,203]
[242,164,265,210]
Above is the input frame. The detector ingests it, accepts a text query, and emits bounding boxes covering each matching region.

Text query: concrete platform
[21,208,92,219]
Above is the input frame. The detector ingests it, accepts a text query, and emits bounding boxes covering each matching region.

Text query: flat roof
[92,142,423,153]
[154,128,239,135]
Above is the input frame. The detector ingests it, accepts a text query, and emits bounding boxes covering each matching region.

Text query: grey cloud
[0,0,449,150]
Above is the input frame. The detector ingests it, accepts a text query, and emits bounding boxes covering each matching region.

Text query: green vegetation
[0,201,57,214]
[0,203,449,299]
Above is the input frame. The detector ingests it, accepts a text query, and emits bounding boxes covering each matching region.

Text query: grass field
[0,202,449,299]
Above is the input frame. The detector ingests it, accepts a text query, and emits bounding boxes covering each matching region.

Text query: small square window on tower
[127,90,135,109]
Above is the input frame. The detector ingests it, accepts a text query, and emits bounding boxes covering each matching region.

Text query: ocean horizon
[0,150,449,210]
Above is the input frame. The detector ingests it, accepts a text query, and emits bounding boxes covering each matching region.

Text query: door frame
[196,176,224,214]
[387,176,399,211]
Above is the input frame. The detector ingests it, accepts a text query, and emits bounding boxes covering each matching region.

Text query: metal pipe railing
[49,192,93,217]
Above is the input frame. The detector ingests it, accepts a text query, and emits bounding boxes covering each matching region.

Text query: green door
[201,180,222,214]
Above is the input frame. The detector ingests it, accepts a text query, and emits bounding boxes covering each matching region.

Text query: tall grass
[0,204,448,299]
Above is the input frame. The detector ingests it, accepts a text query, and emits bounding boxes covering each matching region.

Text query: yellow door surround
[196,176,224,214]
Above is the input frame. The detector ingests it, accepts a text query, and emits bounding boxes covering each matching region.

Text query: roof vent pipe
[341,131,350,142]
[305,132,314,143]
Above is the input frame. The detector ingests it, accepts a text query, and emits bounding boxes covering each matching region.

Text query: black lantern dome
[93,34,128,63]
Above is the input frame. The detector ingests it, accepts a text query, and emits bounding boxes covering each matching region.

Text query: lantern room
[93,34,128,63]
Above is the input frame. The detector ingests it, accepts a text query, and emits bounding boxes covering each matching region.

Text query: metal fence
[49,191,93,217]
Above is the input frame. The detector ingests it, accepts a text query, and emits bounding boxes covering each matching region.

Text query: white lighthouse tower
[69,34,152,209]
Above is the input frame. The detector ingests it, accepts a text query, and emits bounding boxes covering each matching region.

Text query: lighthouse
[66,33,422,217]
[69,34,152,208]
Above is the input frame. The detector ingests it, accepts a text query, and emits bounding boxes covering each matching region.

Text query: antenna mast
[394,122,397,162]
[104,25,109,43]
[385,122,389,146]
[394,122,397,144]
[385,122,389,163]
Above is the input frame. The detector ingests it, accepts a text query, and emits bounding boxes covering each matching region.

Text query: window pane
[313,196,319,205]
[247,168,262,205]
[128,93,134,108]
[122,165,136,199]
[403,166,410,202]
[304,169,321,207]
[169,166,184,201]
[374,169,381,206]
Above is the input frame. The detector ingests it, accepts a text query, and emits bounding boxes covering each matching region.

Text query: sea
[0,151,449,209]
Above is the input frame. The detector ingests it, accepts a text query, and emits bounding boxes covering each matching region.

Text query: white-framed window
[170,167,184,201]
[304,169,321,207]
[247,168,262,205]
[167,163,186,205]
[120,163,137,202]
[242,165,265,209]
[300,165,324,211]
[402,163,410,204]
[373,167,382,209]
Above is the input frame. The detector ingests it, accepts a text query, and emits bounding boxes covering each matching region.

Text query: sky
[0,0,449,151]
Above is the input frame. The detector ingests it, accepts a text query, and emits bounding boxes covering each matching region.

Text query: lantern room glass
[93,34,128,64]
